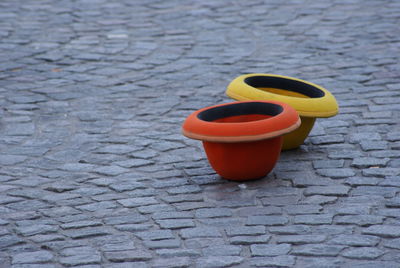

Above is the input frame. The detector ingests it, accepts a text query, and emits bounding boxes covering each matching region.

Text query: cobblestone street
[1,0,400,267]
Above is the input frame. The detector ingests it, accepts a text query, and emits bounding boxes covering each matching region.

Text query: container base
[282,116,315,150]
[202,137,283,181]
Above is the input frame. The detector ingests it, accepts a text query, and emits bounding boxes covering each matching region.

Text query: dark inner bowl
[244,76,325,98]
[198,102,283,123]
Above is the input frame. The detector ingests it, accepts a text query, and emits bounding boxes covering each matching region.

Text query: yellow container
[226,74,339,150]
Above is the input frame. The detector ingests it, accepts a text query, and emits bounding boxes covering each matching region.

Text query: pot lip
[226,73,339,118]
[182,100,301,143]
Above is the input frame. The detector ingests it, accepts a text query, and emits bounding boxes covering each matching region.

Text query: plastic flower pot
[226,74,339,150]
[182,101,300,181]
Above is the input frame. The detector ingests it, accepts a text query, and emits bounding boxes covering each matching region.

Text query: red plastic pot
[182,101,300,181]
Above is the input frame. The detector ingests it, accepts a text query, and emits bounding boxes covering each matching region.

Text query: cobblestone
[104,250,152,262]
[196,256,243,268]
[276,235,327,245]
[230,235,271,245]
[291,244,345,257]
[11,251,53,264]
[341,247,385,260]
[250,256,296,267]
[0,0,399,266]
[329,234,380,246]
[152,257,191,268]
[251,244,291,256]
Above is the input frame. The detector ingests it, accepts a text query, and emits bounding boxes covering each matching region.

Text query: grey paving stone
[196,256,243,268]
[284,205,322,215]
[103,214,148,225]
[291,244,345,256]
[158,188,196,200]
[328,234,380,246]
[63,227,112,239]
[352,157,389,168]
[152,257,191,268]
[195,208,232,218]
[246,215,288,226]
[15,224,58,237]
[256,186,299,197]
[362,225,400,238]
[383,238,400,249]
[260,195,301,206]
[0,155,27,165]
[277,170,335,186]
[59,254,102,266]
[377,209,400,218]
[328,150,364,160]
[174,202,214,211]
[101,241,136,252]
[345,176,380,186]
[334,215,384,226]
[301,195,338,205]
[156,248,201,257]
[295,257,345,268]
[310,135,344,145]
[380,177,400,187]
[11,265,57,268]
[117,197,158,207]
[304,186,350,196]
[180,227,222,239]
[166,185,201,195]
[94,166,129,176]
[12,251,53,264]
[202,245,242,256]
[136,230,174,241]
[250,256,296,267]
[144,239,181,249]
[362,167,400,177]
[230,235,271,245]
[360,140,388,151]
[316,168,356,178]
[349,132,381,143]
[250,244,291,256]
[109,182,146,192]
[333,205,371,215]
[225,226,266,236]
[313,159,345,169]
[156,219,195,229]
[104,250,152,262]
[151,211,193,220]
[138,204,175,214]
[236,206,282,216]
[76,201,119,212]
[352,186,398,198]
[341,247,384,260]
[269,225,311,235]
[28,234,65,243]
[370,151,400,158]
[294,214,333,225]
[60,243,99,256]
[276,235,327,245]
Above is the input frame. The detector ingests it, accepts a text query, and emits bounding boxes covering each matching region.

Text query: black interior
[198,102,283,122]
[244,76,325,98]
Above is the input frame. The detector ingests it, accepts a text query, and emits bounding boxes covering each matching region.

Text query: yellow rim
[226,73,339,118]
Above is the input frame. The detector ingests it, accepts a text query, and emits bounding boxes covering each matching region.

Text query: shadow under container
[226,74,339,150]
[181,101,300,181]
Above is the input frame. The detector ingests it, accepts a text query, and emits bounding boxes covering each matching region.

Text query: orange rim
[182,101,300,143]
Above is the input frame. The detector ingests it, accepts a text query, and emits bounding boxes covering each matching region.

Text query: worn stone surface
[0,0,399,266]
[341,247,385,260]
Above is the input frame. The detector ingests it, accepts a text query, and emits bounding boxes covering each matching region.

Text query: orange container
[182,101,300,181]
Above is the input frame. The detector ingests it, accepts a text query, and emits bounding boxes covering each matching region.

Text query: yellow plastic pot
[226,74,339,150]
